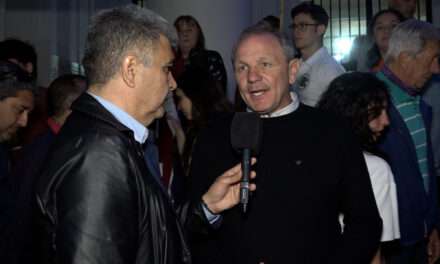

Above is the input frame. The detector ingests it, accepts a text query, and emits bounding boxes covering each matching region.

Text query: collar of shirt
[381,65,419,97]
[47,117,62,134]
[88,92,149,144]
[247,92,300,118]
[303,46,327,66]
[296,46,327,77]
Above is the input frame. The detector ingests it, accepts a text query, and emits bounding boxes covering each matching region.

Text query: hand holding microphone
[230,112,262,213]
[201,112,262,215]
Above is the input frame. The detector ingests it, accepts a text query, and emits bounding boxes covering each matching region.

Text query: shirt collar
[303,46,327,66]
[47,117,62,134]
[88,92,149,144]
[247,92,300,118]
[381,65,419,97]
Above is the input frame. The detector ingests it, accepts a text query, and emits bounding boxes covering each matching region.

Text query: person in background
[0,39,37,80]
[175,66,233,176]
[367,9,405,72]
[0,60,35,263]
[345,0,414,72]
[319,72,400,264]
[0,38,48,145]
[256,15,281,32]
[423,73,440,204]
[388,0,416,19]
[4,74,87,264]
[173,15,227,91]
[376,19,440,264]
[290,1,345,107]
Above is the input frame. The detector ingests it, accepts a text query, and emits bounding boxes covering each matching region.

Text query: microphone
[230,112,262,213]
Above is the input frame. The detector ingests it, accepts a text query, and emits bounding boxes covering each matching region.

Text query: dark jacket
[36,93,205,264]
[189,107,382,264]
[379,98,439,246]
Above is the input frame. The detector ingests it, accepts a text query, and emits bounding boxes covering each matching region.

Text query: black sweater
[189,105,382,264]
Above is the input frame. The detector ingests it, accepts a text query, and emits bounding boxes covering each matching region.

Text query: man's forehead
[14,90,34,108]
[236,34,284,60]
[293,13,314,22]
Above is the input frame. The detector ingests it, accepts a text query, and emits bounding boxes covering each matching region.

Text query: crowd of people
[0,0,439,263]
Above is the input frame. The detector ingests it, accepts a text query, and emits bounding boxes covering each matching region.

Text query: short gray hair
[231,25,296,64]
[82,5,177,86]
[385,19,440,64]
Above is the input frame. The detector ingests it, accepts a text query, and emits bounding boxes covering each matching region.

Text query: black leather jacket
[36,94,205,264]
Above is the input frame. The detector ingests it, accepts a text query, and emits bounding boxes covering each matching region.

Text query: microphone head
[230,112,263,155]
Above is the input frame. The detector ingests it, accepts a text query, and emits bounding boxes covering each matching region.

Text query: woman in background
[173,15,227,91]
[175,66,233,175]
[319,72,400,264]
[367,9,405,71]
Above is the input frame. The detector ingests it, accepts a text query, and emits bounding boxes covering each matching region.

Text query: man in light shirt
[290,1,345,107]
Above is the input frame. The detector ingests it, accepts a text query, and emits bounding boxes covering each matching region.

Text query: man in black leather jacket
[35,5,255,264]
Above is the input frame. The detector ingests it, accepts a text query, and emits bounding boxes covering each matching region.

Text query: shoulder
[363,152,393,180]
[205,50,225,63]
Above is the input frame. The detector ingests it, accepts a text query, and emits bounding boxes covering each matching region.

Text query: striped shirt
[377,69,429,192]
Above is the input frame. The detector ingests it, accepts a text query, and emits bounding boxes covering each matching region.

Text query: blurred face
[0,90,34,142]
[291,13,324,51]
[369,108,390,140]
[373,13,401,54]
[135,35,176,125]
[177,20,199,52]
[175,88,193,120]
[388,0,416,18]
[406,40,440,89]
[234,33,298,114]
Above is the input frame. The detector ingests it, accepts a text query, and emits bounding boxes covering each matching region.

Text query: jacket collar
[71,93,133,135]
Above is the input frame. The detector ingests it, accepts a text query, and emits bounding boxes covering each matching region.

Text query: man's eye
[163,66,172,73]
[261,62,272,68]
[236,65,247,73]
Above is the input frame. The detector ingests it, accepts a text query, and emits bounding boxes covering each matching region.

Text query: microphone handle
[240,148,251,213]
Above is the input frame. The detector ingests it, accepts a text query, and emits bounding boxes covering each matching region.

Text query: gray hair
[82,5,177,86]
[231,24,296,64]
[0,60,35,101]
[385,19,440,64]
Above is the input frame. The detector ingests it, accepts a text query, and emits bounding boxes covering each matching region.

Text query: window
[312,0,431,62]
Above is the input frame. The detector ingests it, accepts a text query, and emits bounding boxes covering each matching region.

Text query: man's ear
[121,55,138,88]
[288,58,301,85]
[317,24,326,36]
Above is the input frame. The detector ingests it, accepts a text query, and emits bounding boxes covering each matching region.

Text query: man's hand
[202,159,256,214]
[428,229,440,264]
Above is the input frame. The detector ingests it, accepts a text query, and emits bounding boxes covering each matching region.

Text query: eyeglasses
[289,23,319,32]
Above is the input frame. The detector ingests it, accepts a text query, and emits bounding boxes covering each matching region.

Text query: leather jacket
[36,94,204,264]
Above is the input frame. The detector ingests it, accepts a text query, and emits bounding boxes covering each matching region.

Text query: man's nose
[17,111,29,127]
[169,72,177,91]
[247,67,262,83]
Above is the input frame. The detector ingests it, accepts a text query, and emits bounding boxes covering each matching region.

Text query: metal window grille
[312,0,430,61]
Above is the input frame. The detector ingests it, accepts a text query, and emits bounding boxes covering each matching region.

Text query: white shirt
[293,47,345,107]
[363,152,400,242]
[247,92,300,118]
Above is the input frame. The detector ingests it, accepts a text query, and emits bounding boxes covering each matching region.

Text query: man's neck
[387,62,413,88]
[300,43,322,60]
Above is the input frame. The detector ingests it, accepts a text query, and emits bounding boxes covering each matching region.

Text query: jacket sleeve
[38,137,139,264]
[331,126,383,263]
